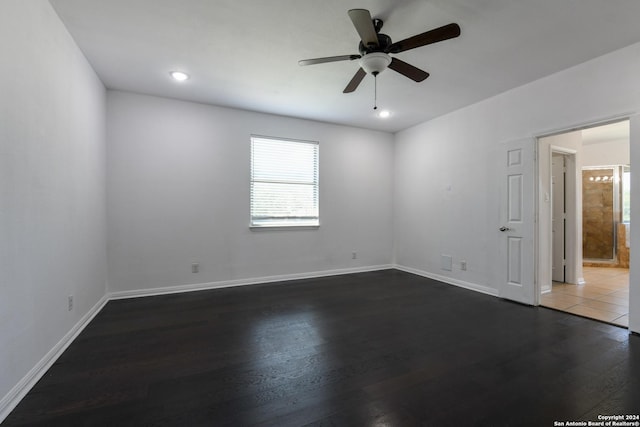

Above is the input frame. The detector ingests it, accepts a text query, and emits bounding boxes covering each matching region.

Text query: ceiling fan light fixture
[359,52,391,75]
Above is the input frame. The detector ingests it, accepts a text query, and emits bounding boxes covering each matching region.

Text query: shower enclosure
[582,166,630,263]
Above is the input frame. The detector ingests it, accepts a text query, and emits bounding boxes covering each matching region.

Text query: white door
[499,138,536,305]
[551,153,566,282]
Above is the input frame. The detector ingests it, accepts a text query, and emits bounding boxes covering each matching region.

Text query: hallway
[541,267,629,327]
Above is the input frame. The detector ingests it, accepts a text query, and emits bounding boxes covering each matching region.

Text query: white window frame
[250,135,319,228]
[623,165,631,223]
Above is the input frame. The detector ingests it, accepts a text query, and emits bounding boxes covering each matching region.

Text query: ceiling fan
[299,9,460,95]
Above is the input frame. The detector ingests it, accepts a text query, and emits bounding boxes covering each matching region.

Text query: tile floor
[540,266,629,327]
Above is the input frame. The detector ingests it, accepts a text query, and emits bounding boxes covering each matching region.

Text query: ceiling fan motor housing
[358,33,392,55]
[359,32,393,76]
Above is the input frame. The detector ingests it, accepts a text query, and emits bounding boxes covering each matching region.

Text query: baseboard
[394,264,499,297]
[0,294,109,424]
[109,264,395,300]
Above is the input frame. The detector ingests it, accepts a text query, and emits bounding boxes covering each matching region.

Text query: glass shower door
[582,167,619,261]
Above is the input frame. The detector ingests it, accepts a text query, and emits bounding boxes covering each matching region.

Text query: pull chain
[373,73,378,110]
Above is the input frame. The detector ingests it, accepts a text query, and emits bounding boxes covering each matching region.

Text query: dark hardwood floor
[4,270,639,426]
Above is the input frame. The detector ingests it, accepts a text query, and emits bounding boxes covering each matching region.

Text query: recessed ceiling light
[170,71,189,82]
[377,110,391,119]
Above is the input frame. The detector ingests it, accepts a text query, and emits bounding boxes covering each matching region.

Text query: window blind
[250,136,319,227]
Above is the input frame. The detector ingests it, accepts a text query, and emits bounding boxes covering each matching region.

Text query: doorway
[538,120,630,327]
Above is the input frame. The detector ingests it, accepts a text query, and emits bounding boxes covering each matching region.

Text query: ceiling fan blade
[348,9,379,48]
[388,58,429,82]
[387,23,460,54]
[343,68,367,93]
[299,55,361,66]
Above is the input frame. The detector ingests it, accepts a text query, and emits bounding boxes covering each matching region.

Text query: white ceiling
[49,0,640,133]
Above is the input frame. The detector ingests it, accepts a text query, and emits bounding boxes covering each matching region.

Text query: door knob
[499,226,511,232]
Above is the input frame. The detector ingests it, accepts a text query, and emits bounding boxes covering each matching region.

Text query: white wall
[0,0,107,417]
[106,91,394,294]
[582,138,630,167]
[394,41,640,333]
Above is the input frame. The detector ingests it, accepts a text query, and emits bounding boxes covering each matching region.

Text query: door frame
[551,151,567,284]
[537,143,580,301]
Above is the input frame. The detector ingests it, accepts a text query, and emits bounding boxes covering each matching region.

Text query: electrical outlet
[352,251,357,260]
[67,295,73,311]
[192,263,199,273]
[461,261,467,271]
[441,254,453,271]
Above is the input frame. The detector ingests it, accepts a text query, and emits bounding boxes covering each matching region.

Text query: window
[250,136,319,227]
